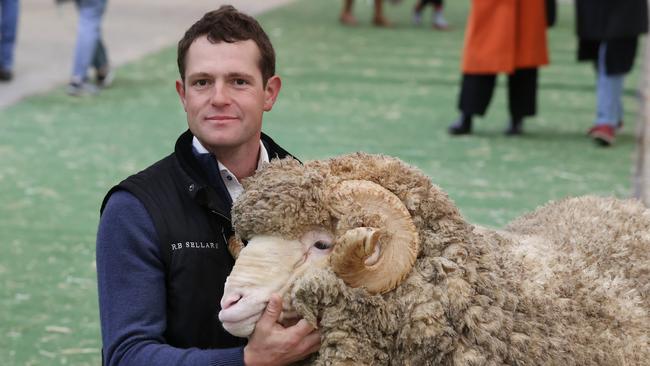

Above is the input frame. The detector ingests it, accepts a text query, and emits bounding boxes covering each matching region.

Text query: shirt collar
[192,136,210,154]
[192,136,269,201]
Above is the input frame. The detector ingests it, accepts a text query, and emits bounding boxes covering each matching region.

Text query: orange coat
[462,0,549,74]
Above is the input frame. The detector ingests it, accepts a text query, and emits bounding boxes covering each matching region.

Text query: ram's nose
[220,293,243,311]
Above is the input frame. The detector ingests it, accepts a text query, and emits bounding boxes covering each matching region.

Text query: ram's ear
[328,180,419,294]
[227,235,245,260]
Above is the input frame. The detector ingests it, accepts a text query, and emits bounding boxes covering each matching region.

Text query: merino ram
[218,153,649,365]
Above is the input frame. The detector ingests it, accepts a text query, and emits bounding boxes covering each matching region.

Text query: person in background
[66,0,112,96]
[0,0,19,81]
[340,0,391,27]
[448,0,555,136]
[577,0,648,147]
[412,0,449,30]
[96,5,320,366]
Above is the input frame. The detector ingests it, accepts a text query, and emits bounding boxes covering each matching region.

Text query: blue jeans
[595,43,625,127]
[71,0,108,83]
[0,0,19,71]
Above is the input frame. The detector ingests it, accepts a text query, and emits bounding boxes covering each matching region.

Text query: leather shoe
[0,69,13,82]
[448,115,472,135]
[504,118,523,136]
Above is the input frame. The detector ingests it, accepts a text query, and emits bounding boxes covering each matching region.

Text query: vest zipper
[210,210,231,244]
[210,209,230,223]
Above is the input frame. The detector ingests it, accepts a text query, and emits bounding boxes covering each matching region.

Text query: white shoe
[67,81,99,96]
[433,12,449,30]
[96,69,114,88]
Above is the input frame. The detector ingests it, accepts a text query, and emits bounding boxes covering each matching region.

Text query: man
[96,6,320,366]
[577,0,648,147]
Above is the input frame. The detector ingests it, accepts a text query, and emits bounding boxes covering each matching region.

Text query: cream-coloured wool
[225,153,649,365]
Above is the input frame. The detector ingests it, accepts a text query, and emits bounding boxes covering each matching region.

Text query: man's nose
[210,82,230,106]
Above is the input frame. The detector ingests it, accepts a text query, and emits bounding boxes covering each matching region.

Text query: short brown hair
[177,5,276,85]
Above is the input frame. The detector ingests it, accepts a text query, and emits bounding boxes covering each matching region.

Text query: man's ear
[263,75,282,112]
[175,79,187,112]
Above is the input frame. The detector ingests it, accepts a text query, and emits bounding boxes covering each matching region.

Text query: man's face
[176,37,280,153]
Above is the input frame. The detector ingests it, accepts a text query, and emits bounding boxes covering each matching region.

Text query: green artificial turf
[0,0,642,364]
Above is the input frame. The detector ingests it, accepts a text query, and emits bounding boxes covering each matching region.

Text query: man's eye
[193,79,210,87]
[234,79,248,86]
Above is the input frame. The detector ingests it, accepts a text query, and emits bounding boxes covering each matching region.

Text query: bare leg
[340,0,358,25]
[373,0,391,27]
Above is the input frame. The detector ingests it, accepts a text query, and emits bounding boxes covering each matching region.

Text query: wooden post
[634,32,650,206]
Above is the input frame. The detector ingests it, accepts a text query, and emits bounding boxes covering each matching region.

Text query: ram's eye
[313,240,332,250]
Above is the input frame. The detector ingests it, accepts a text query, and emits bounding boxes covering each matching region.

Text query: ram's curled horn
[328,180,419,294]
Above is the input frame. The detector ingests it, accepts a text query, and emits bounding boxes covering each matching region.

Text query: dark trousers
[418,0,443,6]
[458,68,538,119]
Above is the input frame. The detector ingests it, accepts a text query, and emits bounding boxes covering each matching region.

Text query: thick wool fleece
[231,153,649,365]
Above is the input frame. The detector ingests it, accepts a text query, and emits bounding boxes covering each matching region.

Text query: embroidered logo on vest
[170,241,219,251]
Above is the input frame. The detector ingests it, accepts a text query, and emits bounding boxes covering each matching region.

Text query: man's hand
[243,294,321,366]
